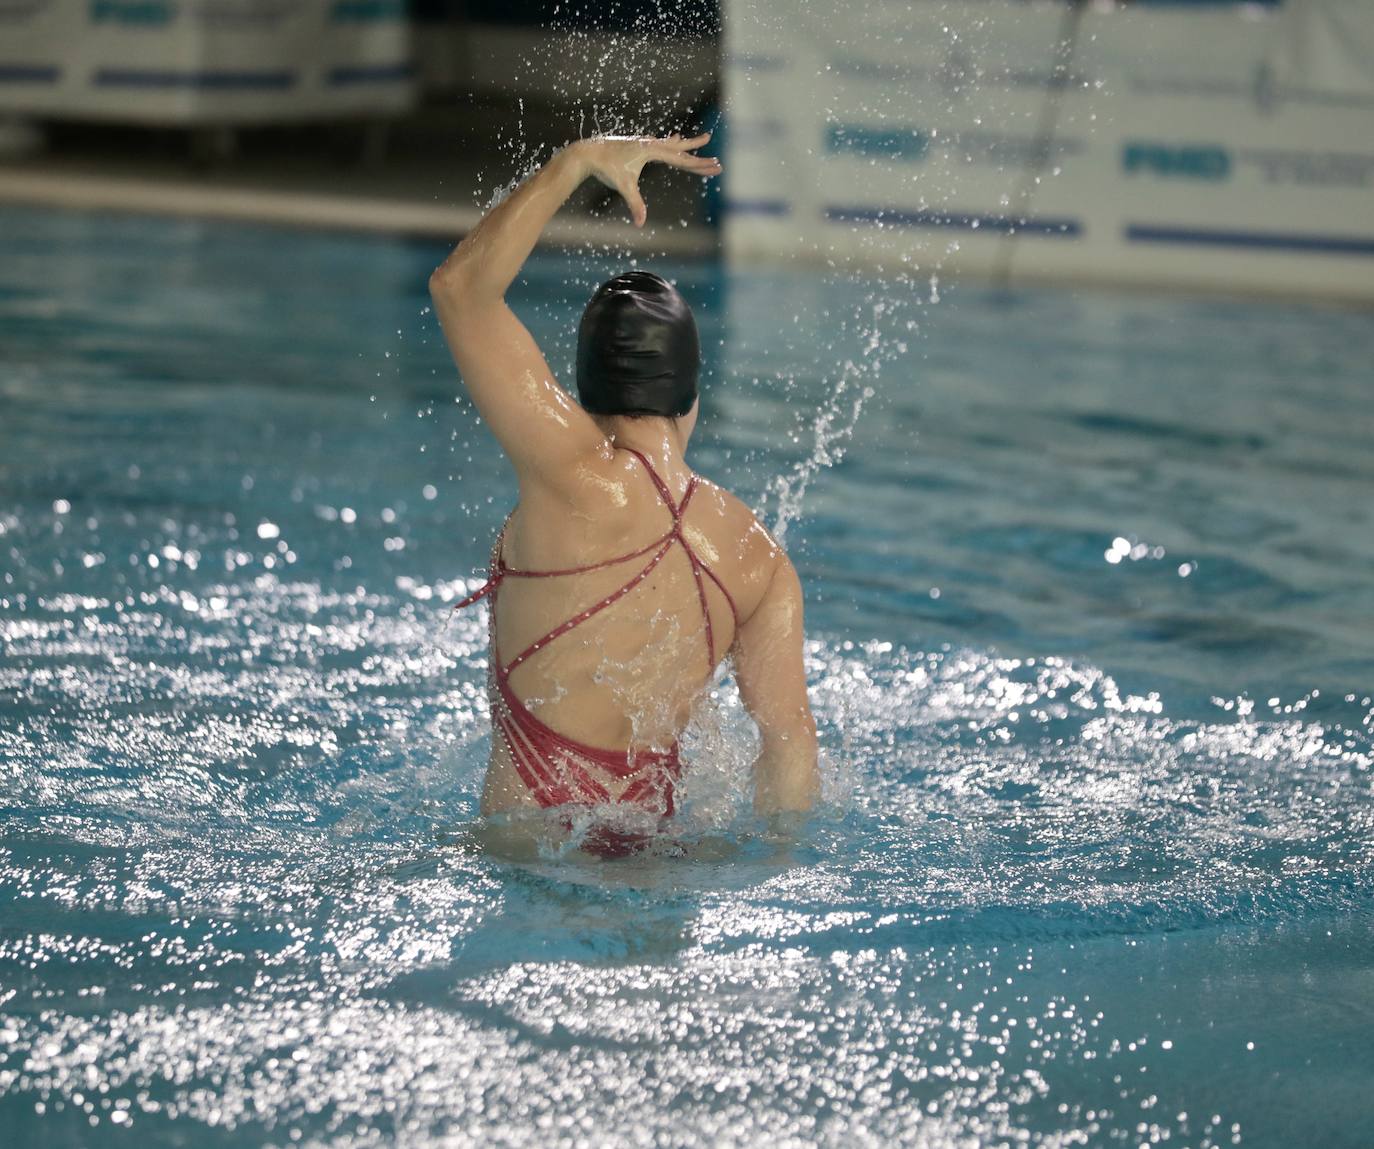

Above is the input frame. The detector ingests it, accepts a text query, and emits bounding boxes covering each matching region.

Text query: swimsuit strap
[622,446,695,516]
[622,448,741,662]
[500,536,675,675]
[454,447,740,672]
[452,514,670,610]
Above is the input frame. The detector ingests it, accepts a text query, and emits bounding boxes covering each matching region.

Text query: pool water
[1,205,1372,1148]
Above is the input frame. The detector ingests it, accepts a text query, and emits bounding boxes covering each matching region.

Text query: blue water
[2,204,1372,1148]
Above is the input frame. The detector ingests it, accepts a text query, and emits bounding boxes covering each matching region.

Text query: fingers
[657,151,723,176]
[621,180,648,228]
[657,132,720,176]
[607,132,718,226]
[661,130,713,151]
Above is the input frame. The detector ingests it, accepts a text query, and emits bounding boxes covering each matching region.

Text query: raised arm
[732,553,820,818]
[428,133,721,491]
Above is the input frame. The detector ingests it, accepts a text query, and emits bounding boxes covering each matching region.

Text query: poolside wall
[0,0,414,124]
[722,0,1374,302]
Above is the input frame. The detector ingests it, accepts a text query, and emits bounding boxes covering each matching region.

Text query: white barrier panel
[0,0,413,124]
[723,0,1374,301]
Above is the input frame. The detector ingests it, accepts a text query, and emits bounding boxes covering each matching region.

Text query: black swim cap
[576,271,699,418]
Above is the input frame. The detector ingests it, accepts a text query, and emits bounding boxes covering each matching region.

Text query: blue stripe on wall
[827,206,1082,237]
[89,0,173,25]
[326,63,413,86]
[826,124,928,161]
[95,68,295,90]
[330,0,406,19]
[723,199,792,217]
[1127,224,1374,256]
[0,65,60,84]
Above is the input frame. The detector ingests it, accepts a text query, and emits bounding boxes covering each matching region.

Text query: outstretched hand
[569,132,722,228]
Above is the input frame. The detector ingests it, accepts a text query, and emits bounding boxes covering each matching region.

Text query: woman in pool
[430,131,818,846]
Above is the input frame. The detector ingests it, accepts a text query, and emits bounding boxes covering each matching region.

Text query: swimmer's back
[490,446,782,756]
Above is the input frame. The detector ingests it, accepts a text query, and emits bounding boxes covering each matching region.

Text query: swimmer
[430,131,818,852]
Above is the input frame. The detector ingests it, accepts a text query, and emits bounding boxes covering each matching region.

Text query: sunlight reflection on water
[2,207,1373,1147]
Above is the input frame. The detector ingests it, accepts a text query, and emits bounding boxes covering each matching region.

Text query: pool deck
[0,166,714,257]
[0,103,718,259]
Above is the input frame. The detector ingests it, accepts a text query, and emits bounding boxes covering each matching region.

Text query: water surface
[2,206,1372,1147]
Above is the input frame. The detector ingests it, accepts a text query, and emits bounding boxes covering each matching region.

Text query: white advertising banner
[0,0,414,124]
[723,0,1374,301]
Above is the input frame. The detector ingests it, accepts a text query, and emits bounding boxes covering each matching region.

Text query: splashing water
[3,191,1374,1149]
[757,293,906,547]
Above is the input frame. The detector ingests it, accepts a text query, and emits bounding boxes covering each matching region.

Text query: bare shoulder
[688,473,787,621]
[690,474,780,557]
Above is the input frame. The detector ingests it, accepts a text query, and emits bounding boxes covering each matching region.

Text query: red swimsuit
[455,448,740,848]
